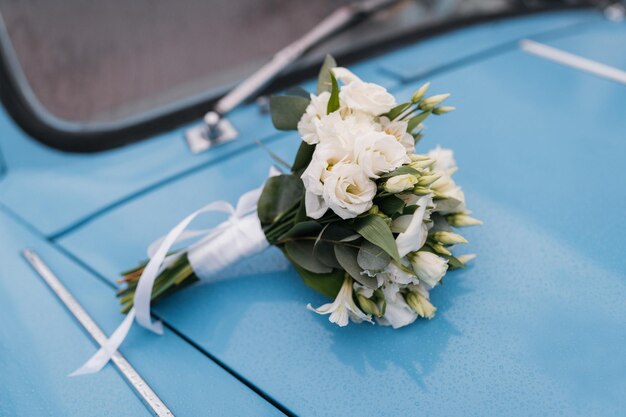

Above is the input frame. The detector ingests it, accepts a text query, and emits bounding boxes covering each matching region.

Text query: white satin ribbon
[71,171,278,376]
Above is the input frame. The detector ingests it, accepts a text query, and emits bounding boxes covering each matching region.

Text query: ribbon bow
[71,172,276,376]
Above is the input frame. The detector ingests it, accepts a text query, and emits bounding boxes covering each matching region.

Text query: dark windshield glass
[0,0,539,124]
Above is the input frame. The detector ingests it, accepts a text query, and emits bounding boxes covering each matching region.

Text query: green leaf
[377,195,405,216]
[279,220,322,241]
[352,215,401,262]
[357,240,391,272]
[285,240,333,274]
[327,72,340,114]
[335,244,378,289]
[313,223,355,269]
[293,264,344,298]
[294,196,308,224]
[407,111,431,132]
[269,95,310,130]
[258,175,303,225]
[385,102,411,120]
[445,254,465,270]
[284,86,310,99]
[380,166,420,179]
[317,55,337,94]
[291,142,316,173]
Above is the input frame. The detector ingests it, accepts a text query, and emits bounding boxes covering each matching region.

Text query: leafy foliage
[258,175,303,225]
[335,245,378,288]
[326,72,340,114]
[385,102,411,120]
[269,95,310,130]
[291,142,316,173]
[357,240,391,272]
[377,195,406,216]
[293,264,344,298]
[317,55,337,94]
[352,215,401,262]
[285,240,333,274]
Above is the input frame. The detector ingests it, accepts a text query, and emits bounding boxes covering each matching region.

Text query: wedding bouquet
[116,56,480,329]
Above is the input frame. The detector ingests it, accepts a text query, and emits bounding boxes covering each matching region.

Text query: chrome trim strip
[520,39,626,85]
[22,249,174,417]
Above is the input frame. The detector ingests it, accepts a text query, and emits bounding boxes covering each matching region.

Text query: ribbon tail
[69,308,141,376]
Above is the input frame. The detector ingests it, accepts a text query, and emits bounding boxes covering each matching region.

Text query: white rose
[379,116,415,153]
[322,163,376,219]
[332,67,396,116]
[383,174,418,193]
[297,92,331,144]
[393,195,433,257]
[428,146,457,173]
[409,251,448,288]
[354,131,409,178]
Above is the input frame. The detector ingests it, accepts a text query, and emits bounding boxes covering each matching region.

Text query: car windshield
[0,0,556,125]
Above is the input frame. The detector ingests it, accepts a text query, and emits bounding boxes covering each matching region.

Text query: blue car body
[1,9,625,416]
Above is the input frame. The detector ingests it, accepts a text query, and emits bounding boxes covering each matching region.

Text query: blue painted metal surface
[0,10,596,238]
[54,11,626,417]
[0,68,397,238]
[0,210,283,416]
[377,9,602,81]
[2,9,625,417]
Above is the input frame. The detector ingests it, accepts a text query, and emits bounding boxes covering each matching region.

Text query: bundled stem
[116,204,300,314]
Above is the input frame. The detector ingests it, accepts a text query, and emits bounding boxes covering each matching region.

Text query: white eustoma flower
[394,195,433,257]
[301,140,353,219]
[379,116,415,153]
[297,92,331,144]
[322,163,376,219]
[307,277,372,327]
[353,131,409,178]
[384,173,418,193]
[301,154,329,219]
[428,145,457,174]
[317,110,374,149]
[376,282,417,329]
[332,67,397,115]
[409,251,448,288]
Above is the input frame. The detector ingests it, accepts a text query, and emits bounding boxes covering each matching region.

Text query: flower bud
[433,106,456,115]
[409,153,430,162]
[409,159,435,169]
[356,294,383,317]
[417,174,441,187]
[384,174,418,193]
[412,186,433,196]
[432,231,468,244]
[446,214,482,227]
[457,254,477,265]
[411,82,430,103]
[404,291,436,319]
[431,243,451,256]
[368,205,380,215]
[419,93,450,110]
[409,251,448,287]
